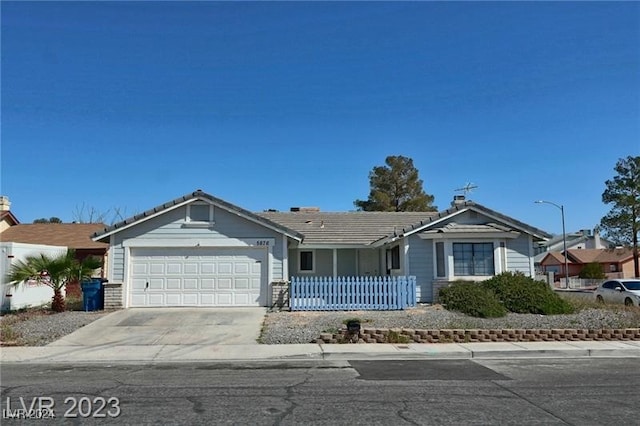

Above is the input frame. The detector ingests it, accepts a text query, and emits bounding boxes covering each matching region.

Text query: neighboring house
[1,223,109,298]
[533,228,612,269]
[1,242,66,311]
[540,248,638,279]
[91,190,551,308]
[0,196,20,233]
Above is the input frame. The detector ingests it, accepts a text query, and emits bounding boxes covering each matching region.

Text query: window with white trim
[453,242,495,276]
[299,251,314,272]
[185,203,214,226]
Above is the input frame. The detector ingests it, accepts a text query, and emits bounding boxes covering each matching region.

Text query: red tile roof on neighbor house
[0,223,108,249]
[542,248,636,266]
[0,211,20,226]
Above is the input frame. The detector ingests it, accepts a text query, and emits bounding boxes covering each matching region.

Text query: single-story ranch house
[91,190,551,308]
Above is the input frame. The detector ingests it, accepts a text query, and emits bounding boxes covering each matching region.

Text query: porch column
[282,235,289,281]
[333,249,338,278]
[403,238,410,275]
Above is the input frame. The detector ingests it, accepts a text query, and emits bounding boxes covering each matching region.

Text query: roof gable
[384,201,551,243]
[541,247,636,266]
[1,223,107,249]
[92,190,304,242]
[0,211,20,226]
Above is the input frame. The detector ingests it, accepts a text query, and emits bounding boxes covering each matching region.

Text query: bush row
[439,272,574,318]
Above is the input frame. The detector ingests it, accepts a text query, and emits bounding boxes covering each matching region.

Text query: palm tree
[6,249,102,312]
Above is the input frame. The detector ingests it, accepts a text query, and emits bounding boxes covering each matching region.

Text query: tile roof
[541,248,636,265]
[592,247,635,263]
[1,223,108,249]
[0,211,20,225]
[257,211,438,245]
[259,200,551,245]
[90,190,551,247]
[566,249,604,264]
[92,190,304,241]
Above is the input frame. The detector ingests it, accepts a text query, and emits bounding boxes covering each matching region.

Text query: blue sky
[2,1,638,235]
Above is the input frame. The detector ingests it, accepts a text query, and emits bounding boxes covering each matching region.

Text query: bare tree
[72,203,129,225]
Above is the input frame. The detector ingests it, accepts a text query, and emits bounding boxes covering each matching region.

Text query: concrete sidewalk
[2,340,640,364]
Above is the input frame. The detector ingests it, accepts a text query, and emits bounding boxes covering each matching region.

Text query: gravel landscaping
[3,302,640,346]
[0,309,109,346]
[259,305,640,344]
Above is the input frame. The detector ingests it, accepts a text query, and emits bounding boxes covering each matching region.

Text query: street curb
[2,342,640,364]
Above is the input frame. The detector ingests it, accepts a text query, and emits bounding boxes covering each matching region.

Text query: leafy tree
[354,155,437,212]
[33,217,63,224]
[578,262,606,280]
[6,249,102,312]
[600,155,640,277]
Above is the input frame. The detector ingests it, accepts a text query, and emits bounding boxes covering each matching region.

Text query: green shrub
[439,281,507,318]
[481,272,574,315]
[579,263,606,279]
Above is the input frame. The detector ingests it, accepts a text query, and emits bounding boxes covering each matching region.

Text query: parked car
[594,279,640,307]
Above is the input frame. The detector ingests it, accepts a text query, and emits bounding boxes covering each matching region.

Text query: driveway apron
[48,308,267,346]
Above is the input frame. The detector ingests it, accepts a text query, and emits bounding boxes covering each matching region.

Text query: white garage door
[129,247,266,307]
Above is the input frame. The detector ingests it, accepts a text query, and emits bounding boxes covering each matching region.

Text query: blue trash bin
[81,279,103,311]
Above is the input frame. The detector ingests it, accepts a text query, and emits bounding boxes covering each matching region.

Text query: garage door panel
[217,293,232,305]
[234,278,249,289]
[131,278,148,290]
[217,277,232,290]
[149,264,165,274]
[130,247,265,307]
[166,278,181,289]
[166,263,182,274]
[234,294,251,305]
[148,278,164,290]
[148,294,164,305]
[132,264,148,274]
[250,277,261,289]
[201,294,215,305]
[201,278,215,289]
[184,263,198,274]
[183,294,198,305]
[218,262,233,274]
[201,263,215,274]
[234,262,250,274]
[165,293,181,305]
[183,278,198,290]
[131,294,147,306]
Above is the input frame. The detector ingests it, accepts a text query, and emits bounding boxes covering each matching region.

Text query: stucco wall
[1,242,66,311]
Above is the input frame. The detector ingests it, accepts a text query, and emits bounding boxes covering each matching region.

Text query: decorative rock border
[316,327,640,344]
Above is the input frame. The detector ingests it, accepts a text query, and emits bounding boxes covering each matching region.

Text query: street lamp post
[535,200,569,289]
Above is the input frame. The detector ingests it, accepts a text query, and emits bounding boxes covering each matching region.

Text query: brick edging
[316,327,640,344]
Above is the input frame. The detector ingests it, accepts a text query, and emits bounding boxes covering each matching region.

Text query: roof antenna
[455,182,478,196]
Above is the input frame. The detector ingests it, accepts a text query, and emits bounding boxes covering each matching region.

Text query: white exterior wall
[1,242,66,311]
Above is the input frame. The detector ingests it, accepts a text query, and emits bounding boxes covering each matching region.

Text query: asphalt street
[1,358,639,425]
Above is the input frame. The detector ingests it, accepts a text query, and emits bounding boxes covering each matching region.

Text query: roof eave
[92,190,304,242]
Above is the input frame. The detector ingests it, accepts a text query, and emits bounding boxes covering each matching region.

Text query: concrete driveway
[48,308,267,347]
